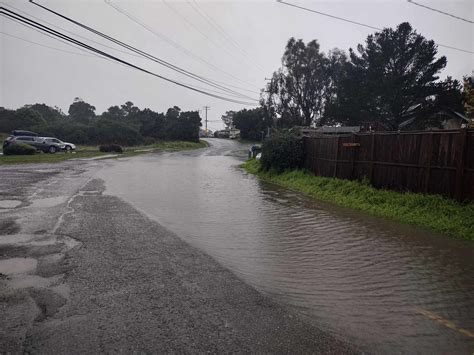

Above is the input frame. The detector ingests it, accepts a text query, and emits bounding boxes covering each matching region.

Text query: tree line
[223,22,474,139]
[0,99,202,145]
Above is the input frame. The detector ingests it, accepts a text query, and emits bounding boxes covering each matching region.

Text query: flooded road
[100,138,474,354]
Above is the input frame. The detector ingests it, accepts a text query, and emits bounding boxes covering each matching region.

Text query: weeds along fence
[302,128,474,202]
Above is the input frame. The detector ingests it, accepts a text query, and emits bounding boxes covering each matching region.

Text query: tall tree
[326,22,448,129]
[121,101,140,118]
[26,103,64,122]
[68,97,96,124]
[464,74,474,119]
[101,105,126,120]
[263,38,334,127]
[233,107,271,140]
[221,110,236,129]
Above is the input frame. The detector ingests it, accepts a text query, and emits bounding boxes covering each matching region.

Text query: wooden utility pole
[203,106,210,133]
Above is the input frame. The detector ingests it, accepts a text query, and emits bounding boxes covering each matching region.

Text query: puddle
[0,219,20,235]
[0,258,37,275]
[6,274,61,289]
[0,200,22,209]
[30,196,67,208]
[0,234,37,245]
[75,154,118,161]
[33,169,61,174]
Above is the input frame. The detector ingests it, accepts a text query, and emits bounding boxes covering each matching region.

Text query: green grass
[239,138,262,145]
[242,159,474,240]
[0,140,208,165]
[125,140,208,152]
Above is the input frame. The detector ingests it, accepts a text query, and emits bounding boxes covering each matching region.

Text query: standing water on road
[99,139,474,353]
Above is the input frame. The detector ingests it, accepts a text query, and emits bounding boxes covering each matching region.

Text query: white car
[41,137,76,152]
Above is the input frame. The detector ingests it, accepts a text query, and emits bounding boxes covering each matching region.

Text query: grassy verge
[0,140,208,165]
[239,139,262,145]
[242,159,474,240]
[124,140,208,152]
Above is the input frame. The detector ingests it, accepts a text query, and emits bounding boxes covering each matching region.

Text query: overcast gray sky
[1,0,473,131]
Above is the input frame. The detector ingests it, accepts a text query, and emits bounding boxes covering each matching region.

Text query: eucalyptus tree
[263,38,336,127]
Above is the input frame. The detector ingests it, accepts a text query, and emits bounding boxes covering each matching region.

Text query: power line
[407,0,473,24]
[162,0,264,74]
[277,0,474,54]
[28,0,258,101]
[1,30,100,59]
[103,0,261,92]
[185,0,265,72]
[3,17,123,68]
[3,2,143,59]
[3,19,252,98]
[0,7,259,105]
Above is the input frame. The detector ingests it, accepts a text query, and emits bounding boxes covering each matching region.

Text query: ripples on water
[101,140,474,354]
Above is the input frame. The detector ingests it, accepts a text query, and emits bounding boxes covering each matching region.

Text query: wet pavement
[99,138,474,354]
[0,149,352,353]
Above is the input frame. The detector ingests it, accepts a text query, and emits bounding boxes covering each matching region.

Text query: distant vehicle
[3,136,64,154]
[41,137,76,152]
[3,130,76,153]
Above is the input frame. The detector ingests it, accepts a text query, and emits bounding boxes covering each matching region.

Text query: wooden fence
[303,128,474,202]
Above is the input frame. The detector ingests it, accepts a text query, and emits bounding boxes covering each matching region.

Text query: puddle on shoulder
[0,257,37,275]
[0,200,23,209]
[29,196,67,208]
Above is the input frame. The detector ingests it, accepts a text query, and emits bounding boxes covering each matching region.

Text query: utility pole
[203,106,210,133]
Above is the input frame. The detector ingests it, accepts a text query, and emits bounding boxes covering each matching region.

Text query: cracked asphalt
[0,156,354,353]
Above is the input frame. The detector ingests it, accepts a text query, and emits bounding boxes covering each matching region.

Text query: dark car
[3,136,64,154]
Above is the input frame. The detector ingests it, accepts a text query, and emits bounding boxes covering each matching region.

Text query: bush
[99,144,123,153]
[260,131,303,172]
[143,136,156,146]
[3,143,36,156]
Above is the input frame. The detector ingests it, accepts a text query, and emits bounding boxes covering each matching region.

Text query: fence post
[333,136,340,178]
[424,132,433,193]
[350,134,357,180]
[369,133,376,184]
[454,128,467,202]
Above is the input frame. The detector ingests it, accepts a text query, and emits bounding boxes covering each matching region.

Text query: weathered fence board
[303,129,474,202]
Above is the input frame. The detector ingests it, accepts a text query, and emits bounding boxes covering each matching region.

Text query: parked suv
[3,130,38,150]
[3,136,64,153]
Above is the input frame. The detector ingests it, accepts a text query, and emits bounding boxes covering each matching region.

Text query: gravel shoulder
[0,159,355,353]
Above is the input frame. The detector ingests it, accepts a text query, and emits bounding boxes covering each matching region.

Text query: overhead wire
[3,16,122,67]
[1,30,103,59]
[1,2,143,59]
[161,0,264,74]
[28,0,259,101]
[2,19,252,98]
[277,0,474,54]
[185,0,265,71]
[407,0,473,24]
[103,0,261,92]
[0,7,259,105]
